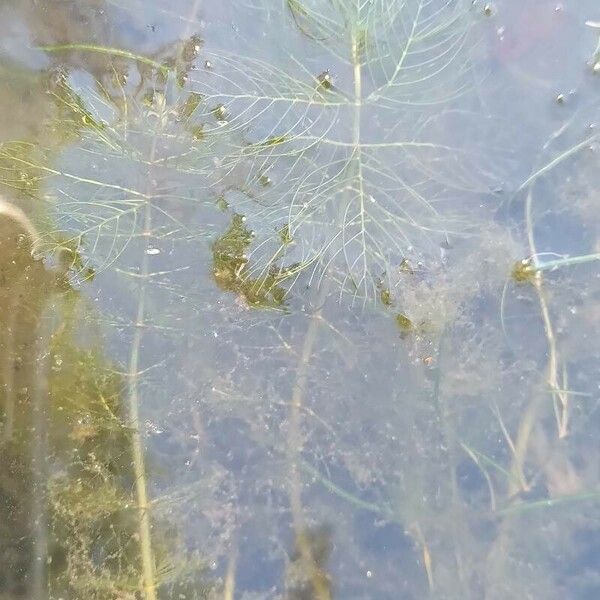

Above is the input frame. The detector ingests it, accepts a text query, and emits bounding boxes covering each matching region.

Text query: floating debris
[216,195,229,211]
[259,174,271,187]
[279,224,293,245]
[212,103,228,122]
[399,259,415,275]
[178,91,203,119]
[317,71,334,90]
[258,135,287,147]
[511,258,537,283]
[190,124,205,140]
[380,287,392,307]
[212,214,290,308]
[395,313,413,333]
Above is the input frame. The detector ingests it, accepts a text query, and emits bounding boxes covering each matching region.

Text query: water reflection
[1,0,600,598]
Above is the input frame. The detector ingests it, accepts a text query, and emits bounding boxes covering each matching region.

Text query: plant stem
[287,288,331,600]
[125,6,203,595]
[126,134,161,600]
[284,23,368,600]
[37,44,170,75]
[127,210,157,599]
[534,252,600,272]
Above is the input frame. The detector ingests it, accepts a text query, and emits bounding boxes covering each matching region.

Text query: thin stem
[284,21,368,600]
[287,298,331,600]
[431,330,468,591]
[126,135,162,600]
[534,252,600,272]
[37,44,170,75]
[517,134,598,191]
[125,6,203,593]
[127,204,157,600]
[222,541,237,600]
[1,293,18,445]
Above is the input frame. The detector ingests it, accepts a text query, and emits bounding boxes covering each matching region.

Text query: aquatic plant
[3,0,500,596]
[179,0,499,300]
[3,0,600,598]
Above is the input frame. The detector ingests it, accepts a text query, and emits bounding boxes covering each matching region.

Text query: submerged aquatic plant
[180,0,498,300]
[9,0,599,598]
[0,24,217,598]
[212,212,294,308]
[22,0,500,306]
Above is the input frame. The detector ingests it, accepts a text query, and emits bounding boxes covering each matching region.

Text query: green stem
[497,489,600,516]
[299,460,394,517]
[533,252,600,272]
[518,133,598,191]
[126,139,161,600]
[37,44,169,75]
[284,24,367,600]
[287,284,331,600]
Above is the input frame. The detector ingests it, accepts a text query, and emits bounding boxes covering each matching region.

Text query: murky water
[1,1,599,598]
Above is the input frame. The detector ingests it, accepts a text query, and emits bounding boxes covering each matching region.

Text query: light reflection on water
[1,1,600,598]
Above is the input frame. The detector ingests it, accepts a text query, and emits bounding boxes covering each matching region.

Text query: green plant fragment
[37,43,170,75]
[395,313,414,332]
[189,124,205,140]
[511,259,537,284]
[178,92,203,119]
[279,224,293,245]
[212,214,288,308]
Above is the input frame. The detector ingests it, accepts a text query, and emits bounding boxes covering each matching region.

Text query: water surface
[1,1,600,598]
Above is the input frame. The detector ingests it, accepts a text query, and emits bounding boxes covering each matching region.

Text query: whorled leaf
[183,0,498,299]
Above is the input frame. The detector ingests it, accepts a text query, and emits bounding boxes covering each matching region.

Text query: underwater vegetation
[0,0,600,598]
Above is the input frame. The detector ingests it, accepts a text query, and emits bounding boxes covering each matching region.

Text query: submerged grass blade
[518,133,598,191]
[37,44,170,75]
[300,460,394,517]
[497,489,600,516]
[534,252,600,272]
